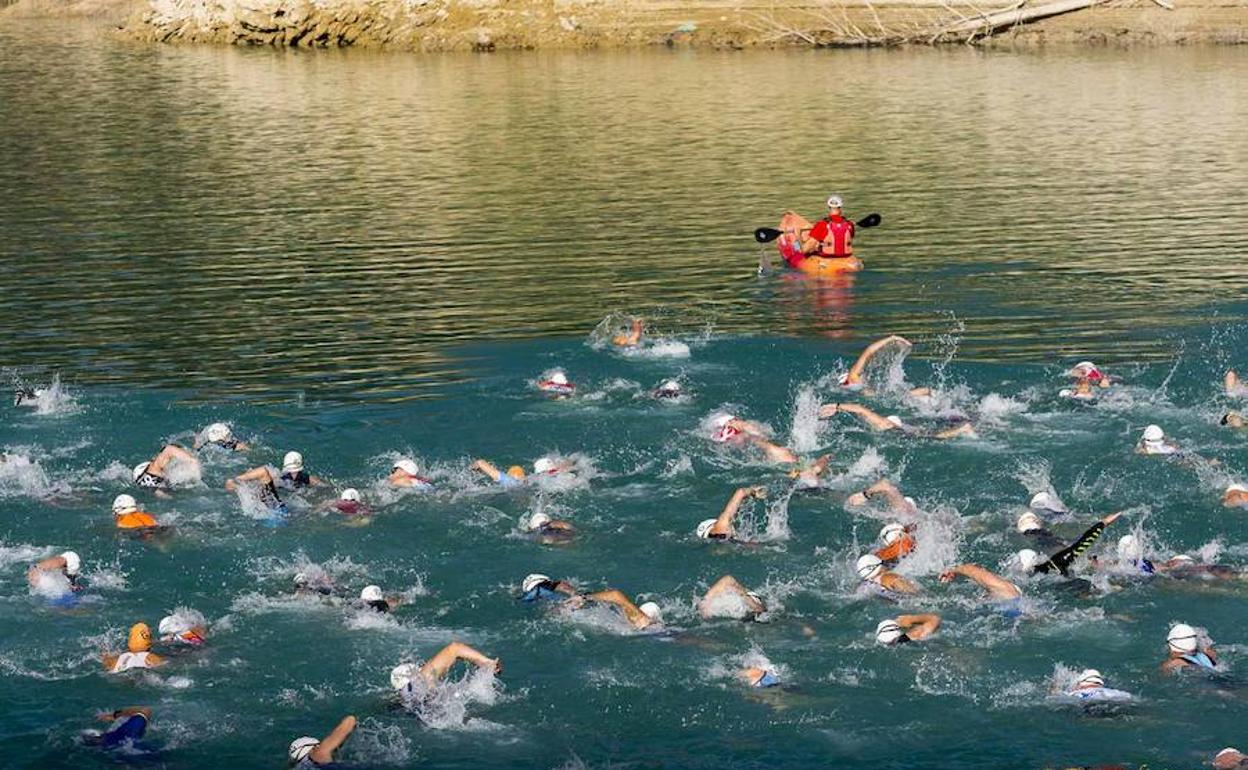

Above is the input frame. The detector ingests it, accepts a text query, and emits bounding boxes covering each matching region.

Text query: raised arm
[940,564,1020,600]
[420,641,502,682]
[896,613,941,640]
[1044,512,1120,575]
[309,715,357,765]
[712,487,763,536]
[584,589,649,628]
[836,402,899,432]
[470,459,502,481]
[846,335,911,384]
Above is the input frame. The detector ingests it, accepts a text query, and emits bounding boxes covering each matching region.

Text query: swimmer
[1154,554,1243,581]
[389,642,502,694]
[193,422,248,451]
[324,488,370,517]
[1060,361,1111,400]
[567,588,663,630]
[1161,623,1218,674]
[788,454,831,489]
[846,479,919,515]
[1029,490,1069,516]
[523,511,575,540]
[737,667,781,689]
[86,707,152,750]
[157,615,206,647]
[131,443,199,496]
[696,486,767,543]
[710,415,801,464]
[837,335,930,397]
[389,459,432,489]
[875,522,917,564]
[1064,668,1132,702]
[111,494,160,531]
[27,550,82,592]
[1226,370,1248,397]
[103,623,166,672]
[820,402,976,439]
[225,465,289,515]
[612,317,645,347]
[1214,748,1248,769]
[1018,512,1121,577]
[294,571,339,597]
[1136,424,1178,455]
[698,575,767,621]
[875,613,941,645]
[519,573,578,602]
[356,585,402,613]
[277,451,324,488]
[1016,512,1067,552]
[537,370,575,396]
[1221,411,1245,429]
[12,385,44,407]
[939,563,1022,602]
[856,553,920,597]
[288,715,356,768]
[1223,483,1248,508]
[470,458,528,489]
[653,379,684,400]
[1113,534,1156,576]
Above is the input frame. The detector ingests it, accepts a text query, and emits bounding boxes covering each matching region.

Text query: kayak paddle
[753,213,882,244]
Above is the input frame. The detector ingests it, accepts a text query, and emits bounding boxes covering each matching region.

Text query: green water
[3,20,1248,770]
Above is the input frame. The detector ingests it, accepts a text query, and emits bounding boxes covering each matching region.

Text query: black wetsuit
[1033,520,1108,576]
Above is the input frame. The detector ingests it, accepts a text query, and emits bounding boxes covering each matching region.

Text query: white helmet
[549,371,569,386]
[1116,535,1142,562]
[360,585,384,602]
[696,519,718,539]
[1017,549,1040,571]
[205,422,231,442]
[282,451,304,473]
[158,615,188,636]
[112,494,138,515]
[340,488,361,503]
[856,554,884,581]
[131,462,151,482]
[1167,623,1199,653]
[527,512,551,531]
[533,457,557,475]
[522,574,551,594]
[638,601,662,622]
[827,194,844,209]
[390,663,419,691]
[392,459,419,476]
[60,551,81,576]
[876,619,906,645]
[289,736,319,762]
[879,523,906,546]
[1142,425,1165,443]
[1016,512,1043,534]
[1029,491,1067,514]
[1075,668,1104,688]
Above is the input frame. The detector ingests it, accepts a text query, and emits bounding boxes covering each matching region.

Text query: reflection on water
[2,23,1248,401]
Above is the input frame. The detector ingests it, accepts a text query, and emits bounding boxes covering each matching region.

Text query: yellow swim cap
[506,466,526,480]
[127,622,152,652]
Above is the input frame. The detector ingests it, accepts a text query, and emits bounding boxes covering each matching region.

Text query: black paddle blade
[856,213,882,228]
[754,227,783,243]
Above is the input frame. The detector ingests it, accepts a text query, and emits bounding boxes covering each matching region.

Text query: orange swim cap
[506,466,526,480]
[127,622,152,652]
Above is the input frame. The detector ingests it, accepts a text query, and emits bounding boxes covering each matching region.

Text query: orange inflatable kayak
[776,212,863,274]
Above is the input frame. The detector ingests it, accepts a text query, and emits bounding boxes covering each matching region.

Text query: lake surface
[3,21,1248,770]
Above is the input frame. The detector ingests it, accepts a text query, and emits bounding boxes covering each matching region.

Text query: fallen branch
[932,0,1107,40]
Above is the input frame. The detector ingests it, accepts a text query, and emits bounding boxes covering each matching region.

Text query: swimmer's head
[549,371,569,386]
[112,494,138,516]
[289,736,319,763]
[522,574,551,594]
[293,572,309,587]
[1029,491,1067,514]
[340,488,361,503]
[696,519,718,539]
[711,414,739,443]
[1116,535,1143,562]
[205,422,231,443]
[1017,548,1040,572]
[282,451,304,473]
[390,663,419,691]
[856,554,884,581]
[526,512,551,532]
[875,619,907,646]
[360,585,383,603]
[656,379,682,395]
[885,415,904,428]
[533,457,557,475]
[1016,512,1043,534]
[1074,668,1104,689]
[1225,483,1248,496]
[392,459,419,477]
[1222,412,1245,428]
[827,194,844,211]
[506,465,526,480]
[1167,623,1199,654]
[879,523,906,546]
[131,462,151,482]
[638,601,662,623]
[1071,361,1102,381]
[127,622,152,652]
[1142,424,1165,444]
[60,551,80,577]
[1215,748,1248,769]
[158,615,189,637]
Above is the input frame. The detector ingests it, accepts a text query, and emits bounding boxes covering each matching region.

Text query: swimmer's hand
[1101,511,1123,525]
[818,404,840,418]
[224,479,237,491]
[938,570,957,583]
[749,486,767,499]
[486,658,503,675]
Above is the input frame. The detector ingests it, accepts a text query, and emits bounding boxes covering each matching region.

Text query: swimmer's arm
[838,403,897,431]
[232,440,250,451]
[101,653,119,670]
[897,613,941,640]
[933,422,976,440]
[940,564,1020,599]
[714,487,762,535]
[146,653,166,667]
[470,459,502,481]
[225,466,273,490]
[546,519,575,532]
[27,555,66,583]
[748,436,799,464]
[309,715,356,765]
[584,589,647,627]
[881,572,921,595]
[422,642,501,681]
[1160,658,1186,673]
[307,474,327,487]
[99,706,152,722]
[552,580,578,596]
[847,335,911,383]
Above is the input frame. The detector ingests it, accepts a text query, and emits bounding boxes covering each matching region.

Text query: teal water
[4,20,1248,770]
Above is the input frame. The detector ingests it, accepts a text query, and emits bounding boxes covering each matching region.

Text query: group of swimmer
[13,315,1248,768]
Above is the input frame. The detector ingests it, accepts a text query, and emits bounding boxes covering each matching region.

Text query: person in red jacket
[798,195,856,259]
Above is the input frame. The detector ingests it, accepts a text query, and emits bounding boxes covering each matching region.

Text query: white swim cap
[527,512,551,531]
[879,523,906,545]
[827,194,844,209]
[131,462,150,482]
[390,663,418,691]
[856,554,884,581]
[293,572,308,585]
[340,488,361,502]
[522,573,551,593]
[205,422,231,442]
[112,494,138,515]
[1029,491,1067,514]
[1018,549,1040,571]
[1116,535,1142,562]
[875,619,905,645]
[1226,483,1248,494]
[360,585,384,602]
[1075,668,1104,688]
[393,459,419,476]
[61,551,81,576]
[1167,623,1199,653]
[282,451,304,473]
[1142,424,1165,443]
[659,380,681,392]
[1216,749,1245,762]
[885,415,904,427]
[713,414,735,429]
[638,601,662,621]
[289,736,319,762]
[1171,554,1195,564]
[696,519,718,539]
[549,371,569,386]
[533,457,556,475]
[1073,361,1097,374]
[1016,512,1043,534]
[158,615,188,636]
